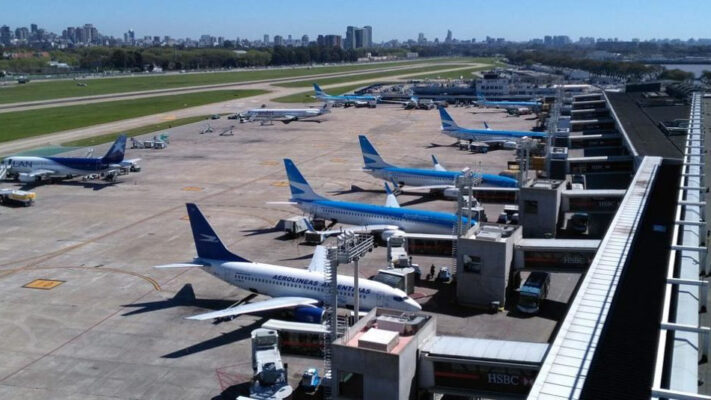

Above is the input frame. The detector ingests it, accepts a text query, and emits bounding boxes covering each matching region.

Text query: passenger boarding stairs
[0,164,8,180]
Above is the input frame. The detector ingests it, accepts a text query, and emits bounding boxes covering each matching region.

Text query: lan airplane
[313,83,380,106]
[240,103,331,125]
[0,135,139,183]
[280,158,473,237]
[358,135,518,193]
[476,95,542,110]
[155,203,421,322]
[438,107,547,145]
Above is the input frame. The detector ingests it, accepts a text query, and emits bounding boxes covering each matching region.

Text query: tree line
[0,45,407,74]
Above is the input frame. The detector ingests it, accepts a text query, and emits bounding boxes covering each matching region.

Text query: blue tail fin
[483,122,490,130]
[101,135,127,164]
[359,135,391,169]
[313,83,326,96]
[438,107,459,131]
[185,203,249,262]
[283,159,324,202]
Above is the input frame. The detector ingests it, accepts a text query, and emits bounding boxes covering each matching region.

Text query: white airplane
[155,203,421,322]
[239,103,330,125]
[0,135,140,183]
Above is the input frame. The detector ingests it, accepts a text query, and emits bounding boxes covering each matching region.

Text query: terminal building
[305,89,709,399]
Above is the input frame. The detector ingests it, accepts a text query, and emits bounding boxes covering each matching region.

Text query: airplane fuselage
[2,156,111,178]
[247,108,323,120]
[442,128,546,143]
[294,198,465,235]
[316,94,378,104]
[367,166,517,188]
[201,259,421,312]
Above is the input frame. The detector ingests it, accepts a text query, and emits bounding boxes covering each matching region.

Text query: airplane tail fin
[283,159,325,202]
[313,83,326,96]
[101,135,127,164]
[359,135,391,170]
[438,107,459,131]
[483,122,490,130]
[185,203,250,262]
[321,102,332,113]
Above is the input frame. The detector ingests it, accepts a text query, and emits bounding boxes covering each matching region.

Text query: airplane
[0,135,140,183]
[278,158,474,238]
[313,83,380,107]
[475,95,542,110]
[239,103,331,125]
[358,135,518,194]
[154,203,421,322]
[438,107,547,147]
[384,95,436,110]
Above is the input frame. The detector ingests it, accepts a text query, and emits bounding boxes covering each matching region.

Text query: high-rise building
[418,32,426,44]
[363,25,372,47]
[345,25,371,49]
[263,34,269,45]
[445,29,453,43]
[83,24,95,44]
[0,25,11,45]
[324,34,342,48]
[301,34,309,46]
[345,26,356,49]
[274,35,284,46]
[14,27,29,41]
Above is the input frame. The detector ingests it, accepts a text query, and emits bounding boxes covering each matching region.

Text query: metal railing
[651,92,710,400]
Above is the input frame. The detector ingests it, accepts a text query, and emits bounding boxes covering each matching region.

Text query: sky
[4,0,711,43]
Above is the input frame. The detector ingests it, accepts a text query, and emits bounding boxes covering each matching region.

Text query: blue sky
[4,0,710,42]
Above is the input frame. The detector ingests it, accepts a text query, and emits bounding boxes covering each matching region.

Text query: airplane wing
[314,224,400,237]
[115,158,141,168]
[397,185,452,193]
[185,296,320,321]
[26,169,56,178]
[384,183,400,208]
[307,245,328,273]
[154,263,205,269]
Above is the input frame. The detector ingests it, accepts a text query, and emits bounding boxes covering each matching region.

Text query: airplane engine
[18,174,37,183]
[293,305,325,323]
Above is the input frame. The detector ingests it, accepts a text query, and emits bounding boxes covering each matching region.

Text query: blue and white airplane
[281,158,473,237]
[476,95,542,110]
[0,135,139,183]
[439,107,547,145]
[313,83,380,106]
[155,203,421,322]
[359,135,518,193]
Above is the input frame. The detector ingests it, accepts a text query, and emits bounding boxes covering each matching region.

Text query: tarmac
[0,104,578,399]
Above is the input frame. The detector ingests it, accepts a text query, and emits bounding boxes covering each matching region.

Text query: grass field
[271,83,367,103]
[272,64,472,88]
[0,58,474,105]
[0,89,266,143]
[62,115,210,147]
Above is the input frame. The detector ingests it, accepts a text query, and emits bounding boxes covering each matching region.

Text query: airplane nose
[406,298,422,311]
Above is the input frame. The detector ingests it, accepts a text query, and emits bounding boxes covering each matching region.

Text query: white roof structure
[528,156,663,399]
[422,336,548,366]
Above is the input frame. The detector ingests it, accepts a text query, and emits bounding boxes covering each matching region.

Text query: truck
[0,189,36,207]
[517,271,550,314]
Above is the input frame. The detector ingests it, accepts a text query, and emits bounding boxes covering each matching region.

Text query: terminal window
[463,255,482,274]
[524,200,538,215]
[338,370,364,399]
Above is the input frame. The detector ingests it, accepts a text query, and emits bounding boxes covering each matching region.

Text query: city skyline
[3,0,711,43]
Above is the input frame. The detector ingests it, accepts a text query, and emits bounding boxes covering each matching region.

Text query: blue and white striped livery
[439,107,547,143]
[313,83,380,105]
[283,158,472,235]
[154,203,421,322]
[359,135,517,189]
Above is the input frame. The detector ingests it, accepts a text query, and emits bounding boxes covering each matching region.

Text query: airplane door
[376,293,386,308]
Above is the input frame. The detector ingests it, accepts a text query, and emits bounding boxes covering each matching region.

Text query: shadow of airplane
[329,184,383,196]
[425,141,459,149]
[21,179,119,192]
[121,284,237,317]
[162,317,267,359]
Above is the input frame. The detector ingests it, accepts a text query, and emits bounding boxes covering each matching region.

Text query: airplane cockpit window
[393,296,406,302]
